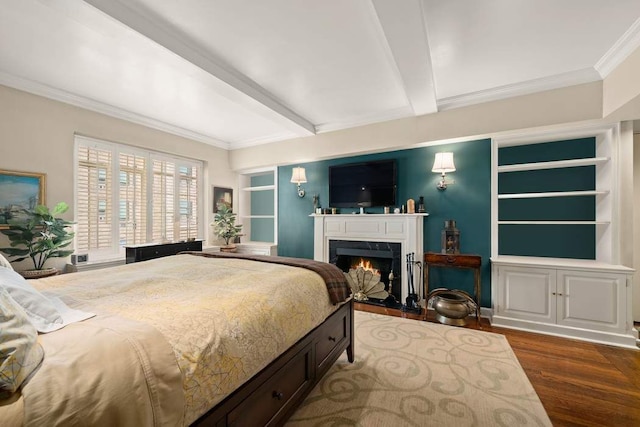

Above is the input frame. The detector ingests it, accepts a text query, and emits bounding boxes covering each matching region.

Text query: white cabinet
[557,270,626,333]
[492,257,635,347]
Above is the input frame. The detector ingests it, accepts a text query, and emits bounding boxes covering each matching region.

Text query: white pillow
[0,289,44,397]
[0,253,13,270]
[0,268,63,333]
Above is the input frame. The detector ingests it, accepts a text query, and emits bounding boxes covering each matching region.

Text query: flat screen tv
[329,159,397,208]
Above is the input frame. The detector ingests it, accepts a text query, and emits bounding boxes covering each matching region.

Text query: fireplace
[330,240,402,307]
[313,213,427,304]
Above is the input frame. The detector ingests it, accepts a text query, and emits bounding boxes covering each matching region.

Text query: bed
[0,251,354,426]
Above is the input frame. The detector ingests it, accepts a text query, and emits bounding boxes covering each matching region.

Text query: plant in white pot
[0,202,75,278]
[212,204,243,252]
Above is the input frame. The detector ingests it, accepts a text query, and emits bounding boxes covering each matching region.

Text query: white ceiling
[1,0,640,150]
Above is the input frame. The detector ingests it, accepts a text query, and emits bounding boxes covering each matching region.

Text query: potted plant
[0,202,75,278]
[212,204,243,252]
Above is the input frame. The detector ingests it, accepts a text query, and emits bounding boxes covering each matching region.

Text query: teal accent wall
[278,138,492,306]
[498,137,597,260]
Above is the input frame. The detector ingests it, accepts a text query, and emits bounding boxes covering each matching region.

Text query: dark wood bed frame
[192,298,354,426]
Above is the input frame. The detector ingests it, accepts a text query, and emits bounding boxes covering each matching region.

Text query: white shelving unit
[238,167,278,251]
[490,122,637,348]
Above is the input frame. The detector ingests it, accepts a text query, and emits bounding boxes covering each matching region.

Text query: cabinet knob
[272,391,284,400]
[328,336,336,342]
[552,292,556,296]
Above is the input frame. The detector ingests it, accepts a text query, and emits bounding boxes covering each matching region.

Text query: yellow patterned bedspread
[31,254,338,424]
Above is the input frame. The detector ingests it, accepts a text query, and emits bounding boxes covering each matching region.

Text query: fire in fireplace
[352,258,379,275]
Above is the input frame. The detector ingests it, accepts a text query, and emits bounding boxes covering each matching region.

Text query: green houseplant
[212,204,243,251]
[0,202,75,275]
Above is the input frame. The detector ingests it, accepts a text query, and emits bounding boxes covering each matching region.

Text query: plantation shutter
[178,165,198,241]
[76,145,113,252]
[118,152,147,246]
[152,158,200,242]
[152,159,175,242]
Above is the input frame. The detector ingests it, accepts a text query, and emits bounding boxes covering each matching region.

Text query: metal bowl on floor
[433,292,473,326]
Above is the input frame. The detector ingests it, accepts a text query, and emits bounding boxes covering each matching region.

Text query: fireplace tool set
[402,252,422,314]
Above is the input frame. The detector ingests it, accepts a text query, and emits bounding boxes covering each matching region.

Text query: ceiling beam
[371,0,438,116]
[83,0,316,137]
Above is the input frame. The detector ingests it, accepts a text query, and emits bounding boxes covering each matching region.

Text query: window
[75,136,203,260]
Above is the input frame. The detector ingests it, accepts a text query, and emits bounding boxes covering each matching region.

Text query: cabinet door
[497,266,556,323]
[556,270,626,333]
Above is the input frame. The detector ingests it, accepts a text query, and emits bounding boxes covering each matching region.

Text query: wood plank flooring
[355,303,640,427]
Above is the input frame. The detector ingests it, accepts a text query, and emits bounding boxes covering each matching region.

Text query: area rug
[287,311,551,426]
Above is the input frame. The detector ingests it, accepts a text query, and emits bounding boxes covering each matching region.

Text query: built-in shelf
[238,168,277,245]
[241,185,275,192]
[498,190,609,199]
[497,157,609,173]
[498,220,610,225]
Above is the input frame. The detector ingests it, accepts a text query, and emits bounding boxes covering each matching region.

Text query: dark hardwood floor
[355,302,640,427]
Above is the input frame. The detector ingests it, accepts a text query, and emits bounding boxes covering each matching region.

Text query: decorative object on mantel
[211,204,243,252]
[406,198,415,214]
[0,202,74,278]
[441,219,460,254]
[417,196,426,213]
[343,267,389,302]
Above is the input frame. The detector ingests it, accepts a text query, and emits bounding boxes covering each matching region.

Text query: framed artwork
[0,169,46,228]
[213,186,233,213]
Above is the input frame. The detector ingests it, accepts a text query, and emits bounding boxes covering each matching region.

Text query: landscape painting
[0,170,45,227]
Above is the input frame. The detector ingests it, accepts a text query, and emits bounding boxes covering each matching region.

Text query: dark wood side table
[423,252,482,325]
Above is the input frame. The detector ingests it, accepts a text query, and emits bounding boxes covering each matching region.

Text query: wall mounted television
[329,159,397,208]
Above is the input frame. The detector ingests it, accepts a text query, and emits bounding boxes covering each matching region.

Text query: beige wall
[230,81,603,171]
[604,46,640,119]
[0,84,234,270]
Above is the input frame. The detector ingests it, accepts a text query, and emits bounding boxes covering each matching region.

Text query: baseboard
[491,315,638,349]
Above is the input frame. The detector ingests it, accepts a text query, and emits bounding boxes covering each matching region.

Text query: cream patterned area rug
[287,311,551,427]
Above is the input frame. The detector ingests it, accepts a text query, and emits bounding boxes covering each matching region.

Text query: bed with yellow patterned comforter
[3,253,351,426]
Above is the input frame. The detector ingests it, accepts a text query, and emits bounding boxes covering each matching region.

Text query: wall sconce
[290,167,307,198]
[432,152,456,190]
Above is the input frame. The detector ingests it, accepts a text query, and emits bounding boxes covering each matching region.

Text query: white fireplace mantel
[313,213,429,302]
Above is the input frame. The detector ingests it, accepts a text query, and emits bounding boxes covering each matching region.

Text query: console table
[125,240,202,263]
[424,252,482,325]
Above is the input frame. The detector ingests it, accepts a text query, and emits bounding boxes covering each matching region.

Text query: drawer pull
[272,391,284,400]
[446,256,456,263]
[328,336,336,342]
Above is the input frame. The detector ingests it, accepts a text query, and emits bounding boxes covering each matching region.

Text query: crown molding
[595,17,640,78]
[0,71,231,150]
[437,68,602,112]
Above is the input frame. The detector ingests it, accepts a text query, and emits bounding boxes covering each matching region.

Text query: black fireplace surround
[329,240,402,305]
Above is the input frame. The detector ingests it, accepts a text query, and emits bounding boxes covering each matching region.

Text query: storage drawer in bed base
[193,298,354,427]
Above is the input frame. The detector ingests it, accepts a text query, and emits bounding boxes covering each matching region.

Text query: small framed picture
[213,186,233,213]
[0,169,46,228]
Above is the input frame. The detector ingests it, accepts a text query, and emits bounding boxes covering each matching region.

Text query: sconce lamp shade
[290,167,308,184]
[432,152,456,173]
[291,167,307,198]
